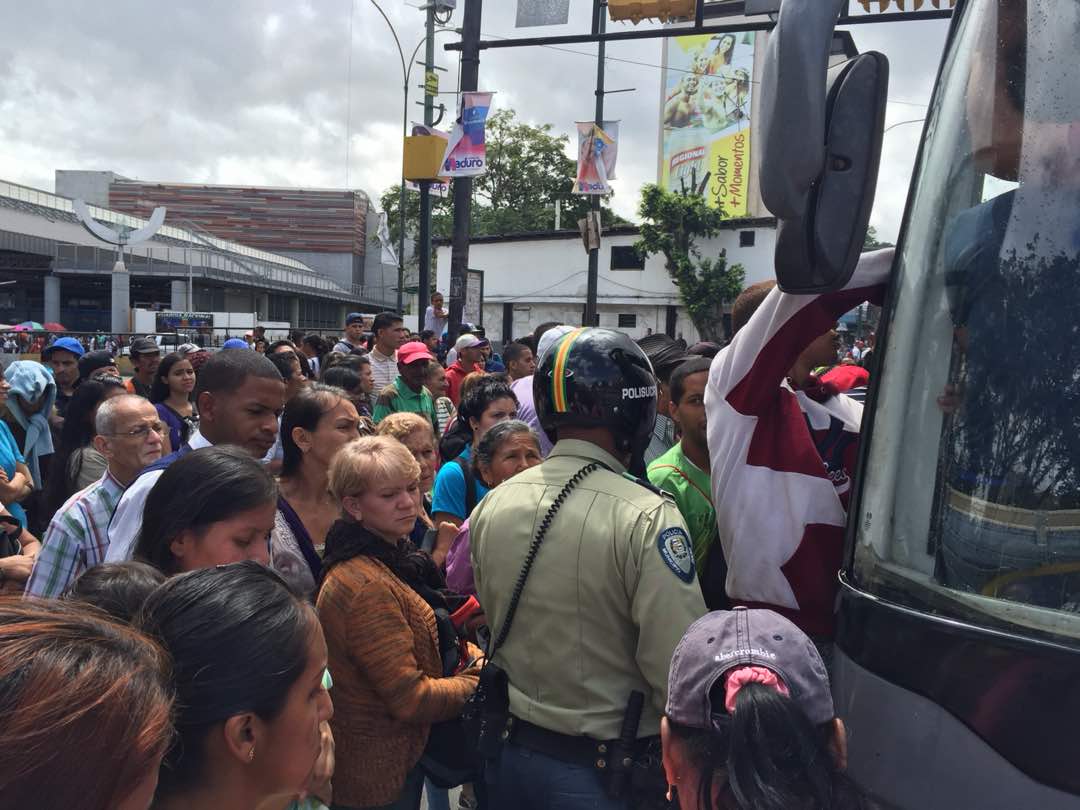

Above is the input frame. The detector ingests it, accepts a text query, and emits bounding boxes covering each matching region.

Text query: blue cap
[42,337,85,358]
[222,338,250,350]
[346,312,365,326]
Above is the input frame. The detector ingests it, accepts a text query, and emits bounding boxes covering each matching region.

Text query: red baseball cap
[397,341,435,365]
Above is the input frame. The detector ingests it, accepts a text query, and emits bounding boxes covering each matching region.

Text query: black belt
[506,716,625,771]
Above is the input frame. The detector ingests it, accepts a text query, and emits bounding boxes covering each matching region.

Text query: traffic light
[607,0,698,25]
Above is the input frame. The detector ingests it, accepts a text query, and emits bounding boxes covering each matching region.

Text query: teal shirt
[647,442,717,572]
[0,420,26,527]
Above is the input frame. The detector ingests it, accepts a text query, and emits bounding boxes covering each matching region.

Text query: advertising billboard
[660,32,756,217]
[155,311,213,331]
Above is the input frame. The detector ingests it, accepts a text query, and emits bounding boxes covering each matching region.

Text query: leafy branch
[634,183,745,343]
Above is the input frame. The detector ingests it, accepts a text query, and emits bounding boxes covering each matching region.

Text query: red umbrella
[43,322,67,332]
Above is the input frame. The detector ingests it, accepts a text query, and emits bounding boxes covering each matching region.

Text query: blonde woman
[375,412,450,556]
[317,437,479,810]
[376,413,439,498]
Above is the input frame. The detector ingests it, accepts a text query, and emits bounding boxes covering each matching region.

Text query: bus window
[851,0,1080,644]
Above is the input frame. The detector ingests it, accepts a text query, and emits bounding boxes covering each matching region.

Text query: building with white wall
[435,218,776,347]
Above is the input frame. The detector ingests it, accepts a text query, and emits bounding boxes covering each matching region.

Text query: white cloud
[0,1,946,240]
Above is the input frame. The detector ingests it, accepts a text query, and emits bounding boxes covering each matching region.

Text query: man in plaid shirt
[25,395,164,598]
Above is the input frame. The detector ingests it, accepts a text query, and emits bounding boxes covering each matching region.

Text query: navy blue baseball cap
[346,312,365,325]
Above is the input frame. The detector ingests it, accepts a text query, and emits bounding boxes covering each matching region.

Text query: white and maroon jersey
[705,249,893,637]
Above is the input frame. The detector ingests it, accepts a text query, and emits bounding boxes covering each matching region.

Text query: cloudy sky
[0,1,948,241]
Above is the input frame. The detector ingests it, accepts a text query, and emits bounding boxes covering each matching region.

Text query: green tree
[863,225,893,251]
[633,184,745,343]
[473,109,612,234]
[378,109,627,270]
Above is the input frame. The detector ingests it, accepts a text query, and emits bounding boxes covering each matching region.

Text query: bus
[767,0,1080,806]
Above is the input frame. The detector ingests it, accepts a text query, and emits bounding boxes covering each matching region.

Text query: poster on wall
[441,92,495,177]
[573,121,620,195]
[464,269,484,327]
[660,32,755,217]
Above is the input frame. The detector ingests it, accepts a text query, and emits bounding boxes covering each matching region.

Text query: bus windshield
[851,0,1080,645]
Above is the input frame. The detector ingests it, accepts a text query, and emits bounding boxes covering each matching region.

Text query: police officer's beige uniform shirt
[470,438,707,741]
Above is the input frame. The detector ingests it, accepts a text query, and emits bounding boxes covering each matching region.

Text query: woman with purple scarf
[271,384,365,599]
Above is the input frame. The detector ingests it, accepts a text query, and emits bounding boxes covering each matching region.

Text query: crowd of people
[0,253,889,810]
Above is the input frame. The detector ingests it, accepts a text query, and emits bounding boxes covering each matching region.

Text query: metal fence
[0,331,183,371]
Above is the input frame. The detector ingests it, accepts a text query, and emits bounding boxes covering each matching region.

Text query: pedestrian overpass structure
[0,180,396,331]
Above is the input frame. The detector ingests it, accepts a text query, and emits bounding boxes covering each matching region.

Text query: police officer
[470,327,707,809]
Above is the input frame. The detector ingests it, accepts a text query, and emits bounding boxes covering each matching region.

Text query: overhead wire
[476,29,930,108]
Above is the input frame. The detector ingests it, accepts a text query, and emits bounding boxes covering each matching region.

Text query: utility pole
[417,2,436,330]
[447,0,481,344]
[583,0,605,328]
[397,92,407,315]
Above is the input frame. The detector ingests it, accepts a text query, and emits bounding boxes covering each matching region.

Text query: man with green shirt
[647,356,728,609]
[371,341,438,434]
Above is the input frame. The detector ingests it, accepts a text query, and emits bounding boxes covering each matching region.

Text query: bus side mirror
[775,53,889,293]
[759,0,889,293]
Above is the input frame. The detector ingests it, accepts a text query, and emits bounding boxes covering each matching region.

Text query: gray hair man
[25,395,164,597]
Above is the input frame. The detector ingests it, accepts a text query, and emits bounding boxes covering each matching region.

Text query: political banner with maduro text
[441,92,495,177]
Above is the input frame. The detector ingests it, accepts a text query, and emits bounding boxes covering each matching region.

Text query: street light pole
[417,1,437,329]
[365,0,411,314]
[366,1,454,317]
[398,90,408,314]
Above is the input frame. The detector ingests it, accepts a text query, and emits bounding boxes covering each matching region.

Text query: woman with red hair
[0,597,173,810]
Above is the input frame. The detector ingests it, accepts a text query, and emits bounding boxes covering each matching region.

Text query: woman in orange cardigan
[318,436,480,810]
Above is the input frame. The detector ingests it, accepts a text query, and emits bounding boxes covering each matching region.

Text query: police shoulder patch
[657,527,695,583]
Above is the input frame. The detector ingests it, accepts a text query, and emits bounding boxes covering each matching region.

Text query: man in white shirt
[105,350,286,562]
[423,291,448,337]
[367,311,408,393]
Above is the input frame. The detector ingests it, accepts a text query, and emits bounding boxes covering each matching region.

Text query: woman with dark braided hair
[317,436,480,810]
